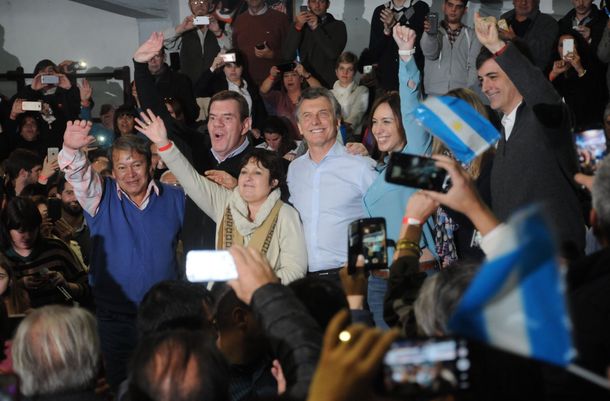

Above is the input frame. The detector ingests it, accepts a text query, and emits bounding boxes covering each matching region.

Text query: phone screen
[186,250,237,282]
[381,338,471,399]
[574,128,607,174]
[385,153,449,191]
[47,198,62,222]
[348,218,387,273]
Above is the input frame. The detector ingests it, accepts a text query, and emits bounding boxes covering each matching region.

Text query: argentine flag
[414,96,500,164]
[448,206,575,367]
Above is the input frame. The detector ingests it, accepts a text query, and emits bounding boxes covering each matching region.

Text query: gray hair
[592,155,610,236]
[295,87,342,123]
[414,264,478,336]
[12,305,100,396]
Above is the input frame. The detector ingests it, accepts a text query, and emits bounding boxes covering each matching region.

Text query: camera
[22,101,42,111]
[194,16,210,25]
[221,53,237,63]
[41,75,59,85]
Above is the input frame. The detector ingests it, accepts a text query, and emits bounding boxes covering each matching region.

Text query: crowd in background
[1,0,610,400]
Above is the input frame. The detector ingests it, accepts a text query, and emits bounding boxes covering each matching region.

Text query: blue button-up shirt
[287,142,377,272]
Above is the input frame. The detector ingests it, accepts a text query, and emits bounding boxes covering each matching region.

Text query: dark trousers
[96,308,138,391]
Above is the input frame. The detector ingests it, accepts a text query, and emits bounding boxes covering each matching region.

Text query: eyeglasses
[190,0,208,5]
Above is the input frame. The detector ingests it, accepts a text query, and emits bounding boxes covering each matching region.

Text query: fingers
[361,329,400,371]
[574,173,594,191]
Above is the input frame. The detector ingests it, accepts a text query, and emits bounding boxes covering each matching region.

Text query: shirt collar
[211,137,250,163]
[248,5,268,15]
[501,101,522,125]
[306,140,344,163]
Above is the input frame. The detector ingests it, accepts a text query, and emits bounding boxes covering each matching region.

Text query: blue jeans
[367,275,389,329]
[96,308,138,391]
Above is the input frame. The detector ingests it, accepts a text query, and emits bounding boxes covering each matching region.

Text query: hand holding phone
[562,38,574,57]
[427,12,439,35]
[348,218,388,274]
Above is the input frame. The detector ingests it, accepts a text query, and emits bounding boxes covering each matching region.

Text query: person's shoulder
[413,1,429,12]
[278,201,301,220]
[158,181,185,198]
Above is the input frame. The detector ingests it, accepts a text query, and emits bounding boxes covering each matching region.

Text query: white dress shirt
[501,101,522,141]
[287,141,377,272]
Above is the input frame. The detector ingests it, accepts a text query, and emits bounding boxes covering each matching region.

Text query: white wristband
[398,48,416,56]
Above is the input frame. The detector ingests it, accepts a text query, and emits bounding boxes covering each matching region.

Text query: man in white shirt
[287,87,377,277]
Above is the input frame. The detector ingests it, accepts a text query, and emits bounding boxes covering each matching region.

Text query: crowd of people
[1,0,610,399]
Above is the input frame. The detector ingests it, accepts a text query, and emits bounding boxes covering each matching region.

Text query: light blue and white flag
[414,96,500,164]
[448,206,575,367]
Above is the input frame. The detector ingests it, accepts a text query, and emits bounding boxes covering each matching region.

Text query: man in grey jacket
[475,13,585,256]
[420,0,481,96]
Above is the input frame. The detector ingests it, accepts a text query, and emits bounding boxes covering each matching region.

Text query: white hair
[12,305,100,396]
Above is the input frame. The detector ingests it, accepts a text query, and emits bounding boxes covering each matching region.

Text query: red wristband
[38,174,48,183]
[158,142,173,152]
[494,43,508,57]
[402,216,422,226]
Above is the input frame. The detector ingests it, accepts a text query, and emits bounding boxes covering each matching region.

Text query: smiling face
[207,99,250,160]
[478,58,522,115]
[335,62,355,87]
[238,158,278,206]
[371,102,406,153]
[20,116,39,142]
[297,96,339,152]
[112,149,151,201]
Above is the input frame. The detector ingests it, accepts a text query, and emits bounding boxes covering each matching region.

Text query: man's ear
[241,117,252,136]
[17,168,28,180]
[232,306,248,330]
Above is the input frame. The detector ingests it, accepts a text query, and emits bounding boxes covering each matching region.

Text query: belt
[370,259,439,280]
[308,267,342,277]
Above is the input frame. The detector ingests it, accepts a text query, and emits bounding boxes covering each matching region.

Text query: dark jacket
[152,64,200,126]
[500,9,558,71]
[491,43,585,254]
[195,68,267,130]
[282,13,347,88]
[251,283,322,400]
[179,28,220,86]
[369,1,428,91]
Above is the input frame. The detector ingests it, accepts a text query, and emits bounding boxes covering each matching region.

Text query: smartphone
[186,250,237,282]
[497,18,509,31]
[193,16,210,25]
[276,62,297,73]
[574,128,607,174]
[255,42,266,50]
[47,147,59,164]
[221,53,237,63]
[385,153,449,192]
[363,65,373,74]
[0,374,20,401]
[380,337,471,399]
[21,101,42,111]
[300,5,309,12]
[47,198,62,223]
[427,12,439,35]
[563,38,574,57]
[347,218,387,274]
[41,75,59,85]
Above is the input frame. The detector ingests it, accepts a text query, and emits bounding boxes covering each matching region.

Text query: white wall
[0,0,140,113]
[0,0,579,112]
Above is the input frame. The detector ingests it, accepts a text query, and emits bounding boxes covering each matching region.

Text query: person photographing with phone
[549,29,608,130]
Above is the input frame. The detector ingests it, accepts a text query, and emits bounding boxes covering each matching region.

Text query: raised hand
[63,120,95,151]
[474,13,505,53]
[380,7,396,32]
[9,99,24,120]
[211,53,226,71]
[176,15,195,35]
[392,24,416,51]
[31,73,44,91]
[208,16,221,35]
[134,109,170,146]
[550,60,570,80]
[57,73,72,90]
[41,156,59,179]
[133,32,164,63]
[204,169,238,190]
[78,79,92,103]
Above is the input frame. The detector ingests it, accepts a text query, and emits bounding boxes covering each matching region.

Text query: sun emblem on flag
[452,120,463,132]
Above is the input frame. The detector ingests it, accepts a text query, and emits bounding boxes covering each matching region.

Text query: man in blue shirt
[287,87,377,279]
